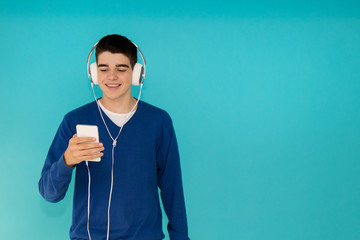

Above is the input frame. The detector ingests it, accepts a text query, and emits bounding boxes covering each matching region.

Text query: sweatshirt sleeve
[157,115,190,240]
[38,117,74,203]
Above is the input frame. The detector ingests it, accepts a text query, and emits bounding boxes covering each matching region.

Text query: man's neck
[99,96,137,114]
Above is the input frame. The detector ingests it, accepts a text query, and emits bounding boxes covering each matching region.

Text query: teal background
[1,1,360,239]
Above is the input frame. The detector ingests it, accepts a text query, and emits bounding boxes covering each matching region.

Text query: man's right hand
[64,134,104,167]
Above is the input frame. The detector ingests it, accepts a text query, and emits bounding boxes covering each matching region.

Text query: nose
[107,69,118,80]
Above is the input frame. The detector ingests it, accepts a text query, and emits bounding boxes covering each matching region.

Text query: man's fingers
[70,136,97,145]
[79,152,104,161]
[75,136,97,144]
[81,146,104,156]
[66,135,103,165]
[81,149,102,157]
[76,142,103,151]
[72,145,104,156]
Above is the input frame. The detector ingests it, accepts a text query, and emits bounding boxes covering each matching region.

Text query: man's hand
[64,134,104,167]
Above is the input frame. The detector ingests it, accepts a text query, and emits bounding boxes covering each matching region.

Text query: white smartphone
[76,124,101,162]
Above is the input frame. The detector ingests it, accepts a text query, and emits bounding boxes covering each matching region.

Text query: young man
[39,34,190,240]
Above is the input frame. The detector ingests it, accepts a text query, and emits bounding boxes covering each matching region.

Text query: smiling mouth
[105,84,121,88]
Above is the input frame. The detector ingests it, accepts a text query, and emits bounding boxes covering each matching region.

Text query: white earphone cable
[106,141,118,240]
[87,82,143,240]
[86,161,92,240]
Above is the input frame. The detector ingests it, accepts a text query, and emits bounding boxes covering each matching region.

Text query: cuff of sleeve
[169,231,190,240]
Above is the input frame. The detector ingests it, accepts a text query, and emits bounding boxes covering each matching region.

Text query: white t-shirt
[98,101,136,127]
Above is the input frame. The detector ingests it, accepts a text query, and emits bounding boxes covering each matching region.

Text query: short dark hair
[95,34,137,68]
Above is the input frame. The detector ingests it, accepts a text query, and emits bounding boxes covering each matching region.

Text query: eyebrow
[98,64,130,68]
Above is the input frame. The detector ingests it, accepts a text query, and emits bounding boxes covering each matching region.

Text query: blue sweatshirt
[39,100,190,240]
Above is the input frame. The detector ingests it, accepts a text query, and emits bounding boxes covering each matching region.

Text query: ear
[90,63,98,84]
[132,63,143,86]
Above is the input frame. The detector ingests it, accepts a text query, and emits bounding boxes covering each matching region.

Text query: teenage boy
[39,34,190,240]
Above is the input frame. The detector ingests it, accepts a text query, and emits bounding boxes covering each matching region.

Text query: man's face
[97,51,133,103]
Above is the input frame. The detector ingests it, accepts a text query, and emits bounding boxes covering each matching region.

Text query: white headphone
[86,41,146,85]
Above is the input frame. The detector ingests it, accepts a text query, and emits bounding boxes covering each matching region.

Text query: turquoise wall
[1,1,360,239]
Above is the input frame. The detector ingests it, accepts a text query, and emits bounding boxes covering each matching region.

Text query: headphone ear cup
[132,63,143,86]
[90,63,98,84]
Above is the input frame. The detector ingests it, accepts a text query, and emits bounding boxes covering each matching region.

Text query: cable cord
[86,82,143,240]
[86,161,92,240]
[106,142,118,240]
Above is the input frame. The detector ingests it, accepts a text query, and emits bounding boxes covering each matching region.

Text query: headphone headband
[86,41,146,84]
